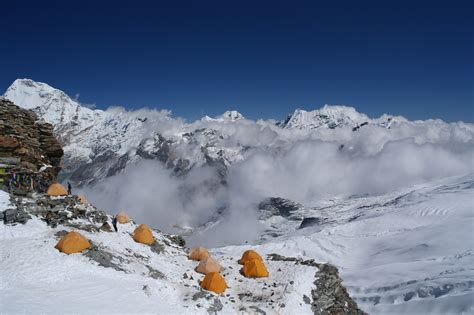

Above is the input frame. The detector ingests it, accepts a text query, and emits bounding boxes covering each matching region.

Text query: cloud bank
[82,113,474,247]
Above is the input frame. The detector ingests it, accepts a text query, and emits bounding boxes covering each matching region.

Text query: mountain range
[4,79,472,187]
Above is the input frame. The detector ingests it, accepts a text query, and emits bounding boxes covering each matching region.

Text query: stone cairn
[0,98,63,195]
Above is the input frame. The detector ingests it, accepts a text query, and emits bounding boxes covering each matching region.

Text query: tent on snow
[195,256,222,275]
[77,195,88,205]
[238,249,263,265]
[199,272,227,294]
[188,247,210,261]
[115,211,130,224]
[242,258,269,278]
[133,224,154,245]
[47,183,68,197]
[55,231,91,254]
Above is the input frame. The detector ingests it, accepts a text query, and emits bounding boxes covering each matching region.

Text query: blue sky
[0,0,472,122]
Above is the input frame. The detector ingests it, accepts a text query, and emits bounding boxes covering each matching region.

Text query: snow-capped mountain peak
[279,105,370,129]
[201,110,245,122]
[3,78,100,132]
[219,110,244,121]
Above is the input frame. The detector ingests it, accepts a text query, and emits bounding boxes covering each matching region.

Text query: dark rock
[192,291,208,301]
[83,244,127,272]
[146,265,165,279]
[299,217,321,229]
[258,197,302,217]
[150,241,165,254]
[207,298,223,314]
[55,230,68,238]
[267,253,365,315]
[100,222,112,232]
[3,207,31,224]
[249,306,266,314]
[167,234,186,247]
[311,264,367,315]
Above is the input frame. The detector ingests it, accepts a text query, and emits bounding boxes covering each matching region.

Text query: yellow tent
[188,247,210,261]
[238,249,263,265]
[242,258,269,278]
[55,231,91,254]
[77,195,89,205]
[195,257,222,275]
[133,224,154,245]
[116,211,130,224]
[47,183,68,196]
[200,272,227,294]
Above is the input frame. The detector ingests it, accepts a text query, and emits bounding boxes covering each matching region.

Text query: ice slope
[251,174,474,314]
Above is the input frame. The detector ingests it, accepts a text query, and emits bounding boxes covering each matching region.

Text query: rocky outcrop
[299,217,321,229]
[259,197,302,218]
[1,206,31,225]
[268,254,366,315]
[0,98,63,194]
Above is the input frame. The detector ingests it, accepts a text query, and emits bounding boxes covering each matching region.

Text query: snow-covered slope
[1,175,472,314]
[0,192,361,314]
[255,174,474,314]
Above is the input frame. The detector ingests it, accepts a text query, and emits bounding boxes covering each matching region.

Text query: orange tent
[200,272,227,294]
[55,231,91,254]
[188,247,210,261]
[47,183,68,197]
[195,257,223,275]
[77,195,89,204]
[242,258,269,278]
[116,211,130,224]
[133,224,154,245]
[238,249,263,265]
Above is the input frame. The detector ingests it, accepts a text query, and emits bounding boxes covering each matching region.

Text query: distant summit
[277,105,403,130]
[202,110,245,122]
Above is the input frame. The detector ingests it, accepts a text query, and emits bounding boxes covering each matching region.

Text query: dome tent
[55,231,91,254]
[238,250,263,265]
[188,247,210,261]
[242,259,268,278]
[242,258,269,278]
[77,195,88,205]
[133,224,154,245]
[200,272,227,294]
[47,183,68,196]
[115,211,130,224]
[195,256,223,275]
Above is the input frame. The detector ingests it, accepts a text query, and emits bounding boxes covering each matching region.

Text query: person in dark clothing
[67,182,72,195]
[112,217,118,232]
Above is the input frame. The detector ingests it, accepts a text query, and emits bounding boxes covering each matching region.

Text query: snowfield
[254,174,474,314]
[1,174,473,314]
[0,199,319,314]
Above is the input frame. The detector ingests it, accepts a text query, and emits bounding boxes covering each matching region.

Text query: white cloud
[81,113,474,247]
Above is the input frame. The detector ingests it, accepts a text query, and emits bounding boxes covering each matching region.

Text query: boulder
[3,208,31,224]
